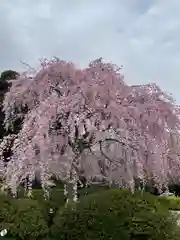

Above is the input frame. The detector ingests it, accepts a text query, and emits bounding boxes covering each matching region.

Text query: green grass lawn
[157,195,180,210]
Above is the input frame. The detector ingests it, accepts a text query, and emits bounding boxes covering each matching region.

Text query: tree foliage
[50,189,180,240]
[0,70,19,82]
[0,69,20,142]
[2,57,180,196]
[0,195,48,239]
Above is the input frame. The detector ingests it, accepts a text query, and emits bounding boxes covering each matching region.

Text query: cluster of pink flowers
[2,57,180,196]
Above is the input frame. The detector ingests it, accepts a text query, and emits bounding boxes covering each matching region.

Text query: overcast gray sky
[0,0,180,101]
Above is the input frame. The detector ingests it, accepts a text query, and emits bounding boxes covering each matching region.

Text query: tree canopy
[1,58,180,196]
[0,70,19,82]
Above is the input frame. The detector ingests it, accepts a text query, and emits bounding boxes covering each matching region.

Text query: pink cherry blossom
[2,57,180,196]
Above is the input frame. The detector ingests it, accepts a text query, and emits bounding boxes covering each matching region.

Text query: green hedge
[32,189,66,226]
[1,188,180,239]
[0,194,17,234]
[0,194,48,239]
[50,189,180,240]
[17,185,109,216]
[16,187,66,223]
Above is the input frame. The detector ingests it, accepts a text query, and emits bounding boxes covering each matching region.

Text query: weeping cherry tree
[1,57,180,201]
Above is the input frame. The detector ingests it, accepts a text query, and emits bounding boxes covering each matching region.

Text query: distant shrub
[50,189,180,240]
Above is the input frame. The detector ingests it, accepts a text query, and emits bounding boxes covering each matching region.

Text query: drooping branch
[2,57,180,198]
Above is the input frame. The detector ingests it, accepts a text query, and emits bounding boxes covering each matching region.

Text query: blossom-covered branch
[2,58,180,198]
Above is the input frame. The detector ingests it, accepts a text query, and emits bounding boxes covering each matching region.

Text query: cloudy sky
[0,0,180,101]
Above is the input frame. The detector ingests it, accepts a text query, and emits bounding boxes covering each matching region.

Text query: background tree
[0,70,19,82]
[0,70,20,185]
[2,58,180,200]
[0,69,20,138]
